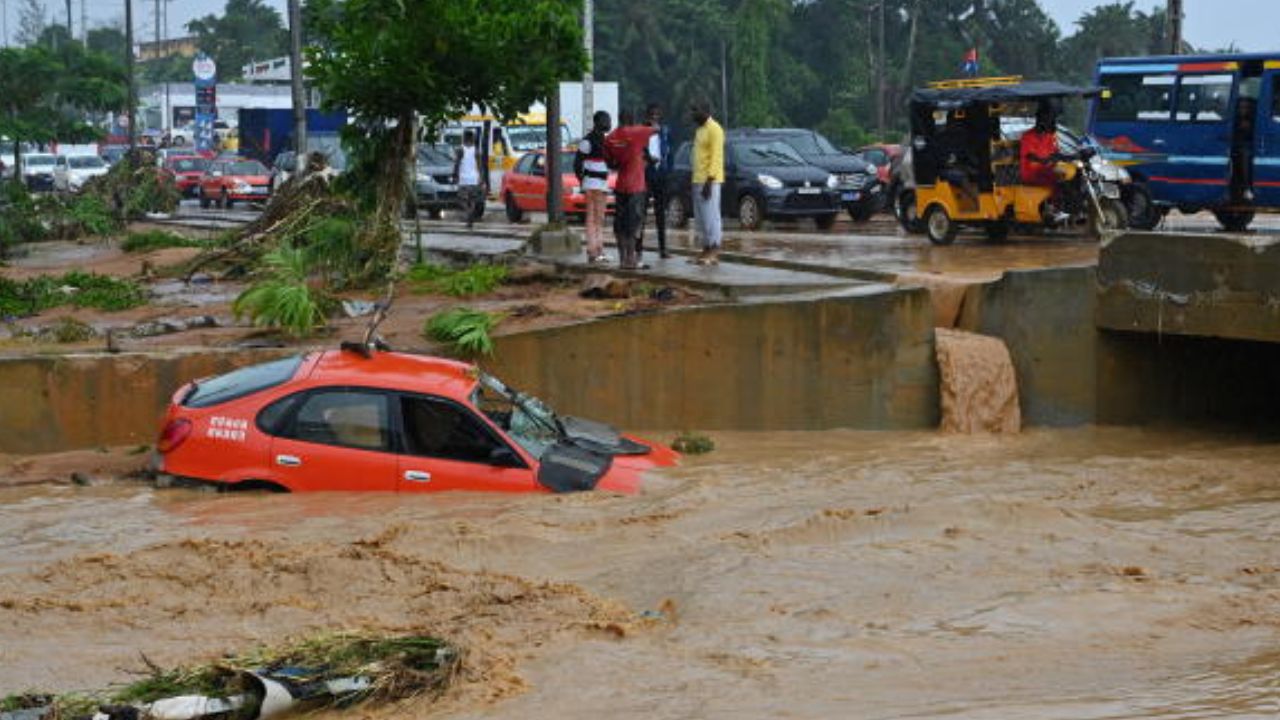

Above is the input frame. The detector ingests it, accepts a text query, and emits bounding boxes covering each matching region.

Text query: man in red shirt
[1020,104,1060,188]
[606,111,655,270]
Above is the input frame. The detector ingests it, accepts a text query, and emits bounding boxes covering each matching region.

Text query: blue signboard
[192,54,218,152]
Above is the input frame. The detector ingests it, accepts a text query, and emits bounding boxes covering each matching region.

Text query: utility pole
[2,0,8,48]
[720,38,729,127]
[1167,0,1183,55]
[877,0,886,140]
[125,0,137,160]
[64,0,70,41]
[582,0,593,139]
[547,89,564,224]
[80,0,85,43]
[287,0,307,174]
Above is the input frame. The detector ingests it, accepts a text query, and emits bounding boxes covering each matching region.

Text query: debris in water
[934,328,1021,434]
[671,432,715,454]
[1,633,458,720]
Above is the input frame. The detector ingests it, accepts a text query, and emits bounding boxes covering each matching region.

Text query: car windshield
[780,132,839,155]
[26,155,55,166]
[506,126,549,152]
[734,141,806,167]
[228,161,267,175]
[170,157,208,172]
[418,145,454,166]
[472,371,561,459]
[68,156,105,169]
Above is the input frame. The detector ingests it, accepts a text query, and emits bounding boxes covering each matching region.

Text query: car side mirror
[489,446,521,467]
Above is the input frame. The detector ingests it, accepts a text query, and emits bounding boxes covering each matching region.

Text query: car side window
[400,395,520,466]
[530,154,546,177]
[514,153,535,174]
[287,390,390,451]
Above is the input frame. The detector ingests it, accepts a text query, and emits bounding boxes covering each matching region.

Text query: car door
[1254,69,1280,208]
[267,388,399,491]
[395,394,539,493]
[525,153,548,211]
[721,141,741,217]
[1167,72,1236,205]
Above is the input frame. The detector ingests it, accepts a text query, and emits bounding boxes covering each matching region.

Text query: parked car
[100,144,129,167]
[855,143,904,186]
[500,148,615,223]
[53,154,109,192]
[198,158,272,208]
[413,143,466,219]
[153,350,679,494]
[162,155,210,197]
[21,153,58,191]
[666,132,841,230]
[743,128,881,221]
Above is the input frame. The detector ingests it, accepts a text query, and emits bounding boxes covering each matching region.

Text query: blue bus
[1089,52,1280,231]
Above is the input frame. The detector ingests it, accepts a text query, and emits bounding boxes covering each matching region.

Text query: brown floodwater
[2,427,1279,719]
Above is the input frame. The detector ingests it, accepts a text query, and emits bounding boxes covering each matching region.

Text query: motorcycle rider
[1020,101,1070,223]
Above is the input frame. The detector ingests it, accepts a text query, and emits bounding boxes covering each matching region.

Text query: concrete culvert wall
[488,288,941,432]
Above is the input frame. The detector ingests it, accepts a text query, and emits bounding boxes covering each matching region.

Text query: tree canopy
[595,0,1187,146]
[186,0,289,81]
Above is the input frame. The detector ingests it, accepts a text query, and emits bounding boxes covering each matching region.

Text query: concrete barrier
[1097,231,1280,343]
[0,349,290,455]
[955,266,1099,426]
[488,287,941,431]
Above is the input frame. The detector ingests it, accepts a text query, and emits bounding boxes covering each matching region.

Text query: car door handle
[276,454,302,467]
[404,470,432,483]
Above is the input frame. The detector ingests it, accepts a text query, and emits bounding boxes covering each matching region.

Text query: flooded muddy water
[2,428,1279,718]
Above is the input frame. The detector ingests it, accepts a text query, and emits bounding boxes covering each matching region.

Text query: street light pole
[125,0,137,159]
[287,0,307,174]
[877,0,885,140]
[582,0,593,139]
[1167,0,1183,55]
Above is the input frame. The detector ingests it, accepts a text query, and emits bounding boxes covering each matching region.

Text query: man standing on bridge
[691,99,724,266]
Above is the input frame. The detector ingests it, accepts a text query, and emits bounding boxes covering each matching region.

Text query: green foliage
[187,0,289,82]
[671,432,715,455]
[66,195,118,236]
[0,181,48,248]
[0,272,146,317]
[232,247,332,337]
[424,308,503,358]
[121,230,202,253]
[45,317,96,343]
[0,42,125,151]
[407,263,508,298]
[301,215,364,284]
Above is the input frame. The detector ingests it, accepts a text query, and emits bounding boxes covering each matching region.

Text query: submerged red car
[500,149,616,222]
[154,350,677,493]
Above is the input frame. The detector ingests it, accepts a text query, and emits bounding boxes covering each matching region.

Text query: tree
[186,0,288,81]
[0,43,128,176]
[87,26,128,59]
[306,0,586,274]
[16,0,46,47]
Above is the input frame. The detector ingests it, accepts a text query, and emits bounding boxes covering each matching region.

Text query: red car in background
[500,149,616,223]
[198,157,272,208]
[855,143,904,186]
[162,155,210,197]
[154,350,678,494]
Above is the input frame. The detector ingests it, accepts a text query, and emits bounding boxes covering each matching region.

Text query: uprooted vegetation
[406,262,509,297]
[1,632,459,719]
[0,272,146,318]
[424,307,504,358]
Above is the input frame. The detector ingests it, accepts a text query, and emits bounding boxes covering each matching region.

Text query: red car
[856,143,904,186]
[154,349,678,494]
[501,149,616,222]
[162,154,210,197]
[198,157,272,208]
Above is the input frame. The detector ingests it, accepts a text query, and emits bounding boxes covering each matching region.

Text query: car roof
[307,350,479,400]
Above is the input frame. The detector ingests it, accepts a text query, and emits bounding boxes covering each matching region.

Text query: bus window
[1098,74,1175,122]
[1272,76,1280,123]
[1176,74,1234,122]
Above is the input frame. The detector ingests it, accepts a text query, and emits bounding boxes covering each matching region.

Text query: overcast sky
[1,0,1275,54]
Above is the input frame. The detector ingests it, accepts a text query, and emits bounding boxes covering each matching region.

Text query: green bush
[302,216,363,284]
[0,272,146,317]
[232,246,333,337]
[121,229,201,253]
[407,263,508,297]
[424,307,503,357]
[67,195,120,236]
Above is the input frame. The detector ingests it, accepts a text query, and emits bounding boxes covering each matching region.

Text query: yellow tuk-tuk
[907,77,1127,244]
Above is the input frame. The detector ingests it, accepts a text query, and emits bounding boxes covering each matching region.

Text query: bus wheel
[925,205,957,245]
[1214,209,1254,232]
[1124,183,1159,230]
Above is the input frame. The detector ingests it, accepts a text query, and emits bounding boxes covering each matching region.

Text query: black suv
[666,131,840,231]
[745,128,881,221]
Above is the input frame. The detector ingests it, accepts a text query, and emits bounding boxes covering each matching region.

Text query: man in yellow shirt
[691,99,724,265]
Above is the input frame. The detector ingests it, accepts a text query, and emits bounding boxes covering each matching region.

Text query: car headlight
[826,174,838,189]
[757,174,783,189]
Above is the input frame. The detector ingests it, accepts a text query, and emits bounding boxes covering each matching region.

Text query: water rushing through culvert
[2,428,1280,719]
